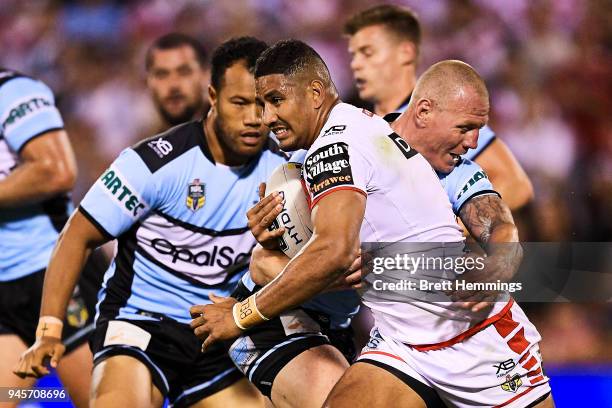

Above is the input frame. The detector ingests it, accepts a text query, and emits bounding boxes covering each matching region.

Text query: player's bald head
[411,60,488,110]
[255,39,336,90]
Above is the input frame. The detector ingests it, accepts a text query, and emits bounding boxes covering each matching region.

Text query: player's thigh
[56,342,93,408]
[271,344,349,408]
[0,335,36,408]
[324,362,427,408]
[188,378,265,408]
[90,354,164,408]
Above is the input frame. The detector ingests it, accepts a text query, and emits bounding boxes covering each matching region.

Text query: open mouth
[450,153,461,164]
[355,78,366,89]
[272,127,289,139]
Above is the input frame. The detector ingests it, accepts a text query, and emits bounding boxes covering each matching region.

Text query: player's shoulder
[0,70,53,97]
[131,120,204,174]
[441,158,486,184]
[0,70,56,115]
[313,103,391,152]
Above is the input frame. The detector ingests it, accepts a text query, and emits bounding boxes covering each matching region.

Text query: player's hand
[190,293,242,351]
[246,183,285,250]
[326,250,363,291]
[13,337,65,379]
[449,254,499,313]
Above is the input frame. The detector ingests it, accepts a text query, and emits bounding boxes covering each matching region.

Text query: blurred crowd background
[1,0,610,366]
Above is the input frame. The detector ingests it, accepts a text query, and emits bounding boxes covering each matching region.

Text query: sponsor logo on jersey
[323,125,346,137]
[99,167,148,217]
[304,142,355,199]
[456,170,487,200]
[186,178,205,211]
[494,358,516,377]
[150,238,252,268]
[2,95,54,133]
[147,137,173,157]
[387,133,418,160]
[501,373,523,393]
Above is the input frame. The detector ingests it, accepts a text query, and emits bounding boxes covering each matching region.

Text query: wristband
[232,294,270,330]
[35,316,63,340]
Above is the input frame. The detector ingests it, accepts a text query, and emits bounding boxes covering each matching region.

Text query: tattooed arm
[459,194,518,248]
[456,194,523,310]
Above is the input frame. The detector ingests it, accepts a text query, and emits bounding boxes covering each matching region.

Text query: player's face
[212,62,268,159]
[348,25,410,103]
[147,46,206,126]
[424,90,489,173]
[256,74,313,151]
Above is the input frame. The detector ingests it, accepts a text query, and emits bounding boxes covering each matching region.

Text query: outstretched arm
[14,210,108,378]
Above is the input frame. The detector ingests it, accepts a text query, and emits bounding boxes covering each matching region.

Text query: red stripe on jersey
[530,375,545,385]
[300,177,312,208]
[527,367,543,378]
[507,327,529,354]
[359,351,405,363]
[411,299,514,352]
[493,309,519,338]
[310,186,366,209]
[518,353,530,364]
[522,356,538,371]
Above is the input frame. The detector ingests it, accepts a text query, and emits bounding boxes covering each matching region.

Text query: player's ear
[208,84,217,109]
[398,41,417,66]
[310,79,325,109]
[414,98,432,128]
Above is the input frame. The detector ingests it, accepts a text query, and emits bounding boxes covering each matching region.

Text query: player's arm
[474,139,533,211]
[249,244,290,285]
[191,190,365,347]
[456,195,523,311]
[13,210,109,378]
[40,210,109,319]
[0,130,77,208]
[250,242,363,289]
[256,189,364,312]
[460,194,517,248]
[15,148,153,377]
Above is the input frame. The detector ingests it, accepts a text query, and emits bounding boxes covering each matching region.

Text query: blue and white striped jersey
[80,121,287,324]
[0,69,70,281]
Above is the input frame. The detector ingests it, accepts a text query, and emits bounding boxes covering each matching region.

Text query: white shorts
[357,302,552,408]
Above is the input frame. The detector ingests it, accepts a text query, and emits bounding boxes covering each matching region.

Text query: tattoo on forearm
[459,195,514,245]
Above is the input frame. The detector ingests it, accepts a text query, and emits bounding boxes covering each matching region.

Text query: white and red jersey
[301,103,509,346]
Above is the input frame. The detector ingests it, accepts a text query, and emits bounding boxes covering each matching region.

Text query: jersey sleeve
[441,159,500,215]
[0,77,64,153]
[463,124,496,161]
[79,148,157,238]
[302,136,370,208]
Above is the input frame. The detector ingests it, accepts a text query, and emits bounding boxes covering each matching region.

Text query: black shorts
[90,317,243,407]
[229,281,356,397]
[0,249,106,353]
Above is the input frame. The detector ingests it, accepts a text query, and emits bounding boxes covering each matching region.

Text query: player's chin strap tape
[35,316,63,340]
[232,293,270,330]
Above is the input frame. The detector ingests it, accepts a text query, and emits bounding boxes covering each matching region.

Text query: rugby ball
[265,162,313,258]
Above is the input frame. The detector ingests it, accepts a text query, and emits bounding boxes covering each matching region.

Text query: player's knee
[90,356,159,408]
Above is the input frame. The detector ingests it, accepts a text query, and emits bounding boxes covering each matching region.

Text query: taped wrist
[35,316,63,340]
[232,293,270,330]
